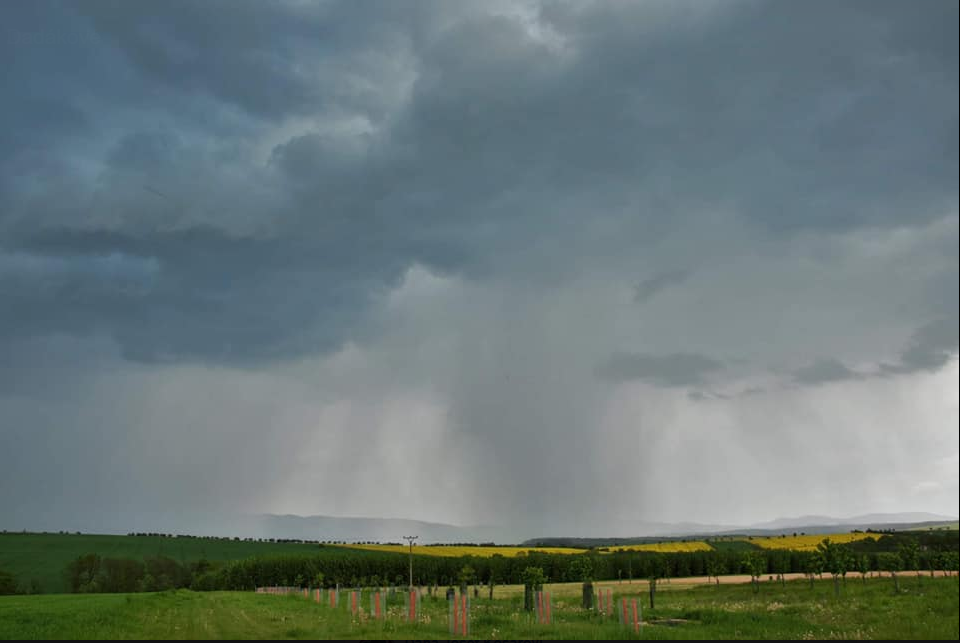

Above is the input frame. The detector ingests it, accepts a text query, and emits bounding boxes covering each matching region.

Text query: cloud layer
[1,0,957,537]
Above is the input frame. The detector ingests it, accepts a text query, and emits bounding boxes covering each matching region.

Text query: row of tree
[57,534,959,594]
[125,533,326,544]
[0,570,35,595]
[198,539,959,593]
[63,554,211,593]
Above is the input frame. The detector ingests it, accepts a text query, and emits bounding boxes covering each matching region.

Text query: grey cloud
[688,385,772,402]
[634,270,689,303]
[596,352,724,387]
[2,0,957,364]
[74,0,416,122]
[5,225,400,364]
[792,358,862,385]
[883,318,960,375]
[687,389,732,402]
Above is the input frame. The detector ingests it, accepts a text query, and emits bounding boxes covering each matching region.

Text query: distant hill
[0,511,515,545]
[5,510,955,549]
[255,514,511,544]
[521,513,959,547]
[747,512,956,531]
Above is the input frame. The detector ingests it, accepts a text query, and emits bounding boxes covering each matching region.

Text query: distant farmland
[600,541,713,553]
[334,542,716,556]
[747,533,875,551]
[337,535,883,556]
[334,544,586,557]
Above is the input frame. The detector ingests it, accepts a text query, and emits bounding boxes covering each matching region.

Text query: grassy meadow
[1,576,956,640]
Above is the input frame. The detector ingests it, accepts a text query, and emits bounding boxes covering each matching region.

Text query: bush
[0,570,18,595]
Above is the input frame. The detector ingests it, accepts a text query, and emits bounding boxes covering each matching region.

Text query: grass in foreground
[1,576,956,639]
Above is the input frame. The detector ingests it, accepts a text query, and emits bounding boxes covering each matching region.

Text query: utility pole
[403,535,418,590]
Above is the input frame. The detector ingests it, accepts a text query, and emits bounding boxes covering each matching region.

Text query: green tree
[942,551,959,576]
[856,554,870,585]
[804,550,824,589]
[100,557,144,593]
[570,556,594,609]
[64,553,102,593]
[706,554,724,586]
[898,539,920,587]
[520,566,545,612]
[457,565,476,596]
[144,556,185,590]
[815,539,850,597]
[0,570,18,595]
[741,552,765,594]
[648,553,667,608]
[770,551,789,588]
[487,554,506,599]
[927,550,939,578]
[138,573,158,593]
[877,552,901,593]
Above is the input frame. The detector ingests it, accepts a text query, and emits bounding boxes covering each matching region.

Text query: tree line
[192,538,960,593]
[62,554,211,593]
[46,532,960,595]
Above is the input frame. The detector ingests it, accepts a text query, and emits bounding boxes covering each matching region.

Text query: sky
[1,0,957,539]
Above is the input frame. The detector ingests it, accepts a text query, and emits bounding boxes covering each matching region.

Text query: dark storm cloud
[792,358,862,385]
[1,0,956,364]
[596,352,724,387]
[7,225,405,363]
[883,318,960,375]
[794,318,960,384]
[73,0,438,122]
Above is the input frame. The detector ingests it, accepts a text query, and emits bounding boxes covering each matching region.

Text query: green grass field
[1,577,956,640]
[0,533,326,594]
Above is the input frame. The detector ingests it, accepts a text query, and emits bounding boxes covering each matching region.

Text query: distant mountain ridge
[9,510,953,545]
[256,514,511,544]
[519,512,958,547]
[253,511,956,545]
[249,511,958,544]
[747,512,955,530]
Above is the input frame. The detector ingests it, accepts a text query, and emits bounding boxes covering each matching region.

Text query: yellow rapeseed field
[336,544,586,557]
[747,533,876,551]
[339,533,878,557]
[601,541,714,553]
